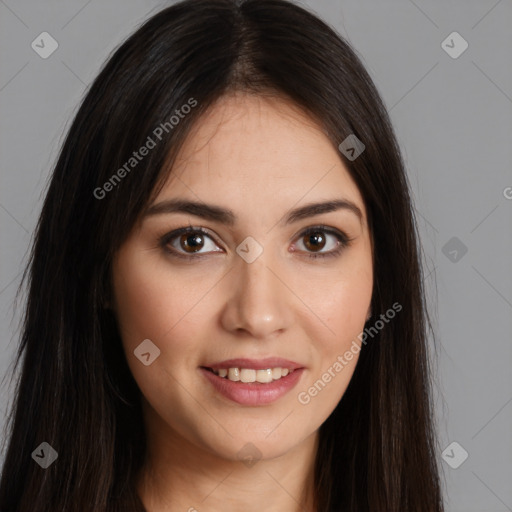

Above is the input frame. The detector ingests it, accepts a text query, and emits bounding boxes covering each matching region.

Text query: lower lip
[200,367,304,406]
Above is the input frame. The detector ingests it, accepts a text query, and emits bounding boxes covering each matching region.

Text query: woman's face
[112,93,373,462]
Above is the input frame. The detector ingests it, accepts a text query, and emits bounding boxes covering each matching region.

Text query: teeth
[211,367,295,383]
[256,369,273,383]
[228,368,240,381]
[272,368,281,380]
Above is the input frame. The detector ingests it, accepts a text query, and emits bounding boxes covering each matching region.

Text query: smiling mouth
[202,366,298,383]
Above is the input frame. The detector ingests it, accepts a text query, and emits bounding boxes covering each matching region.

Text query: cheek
[325,274,371,345]
[305,251,373,350]
[112,246,199,350]
[111,248,206,413]
[111,245,225,390]
[297,252,372,408]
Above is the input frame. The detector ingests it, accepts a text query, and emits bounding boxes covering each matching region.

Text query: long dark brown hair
[0,0,443,510]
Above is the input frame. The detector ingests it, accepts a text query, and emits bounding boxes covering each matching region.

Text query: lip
[201,357,304,371]
[200,366,305,406]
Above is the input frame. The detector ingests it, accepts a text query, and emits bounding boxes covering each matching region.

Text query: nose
[219,252,294,340]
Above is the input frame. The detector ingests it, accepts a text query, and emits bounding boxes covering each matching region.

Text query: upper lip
[202,357,304,371]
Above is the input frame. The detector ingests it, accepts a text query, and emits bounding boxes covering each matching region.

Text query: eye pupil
[304,232,326,252]
[180,233,204,253]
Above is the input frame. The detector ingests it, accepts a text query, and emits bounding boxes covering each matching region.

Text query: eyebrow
[143,198,363,225]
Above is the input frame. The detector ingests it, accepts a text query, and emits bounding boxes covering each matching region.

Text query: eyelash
[158,225,354,261]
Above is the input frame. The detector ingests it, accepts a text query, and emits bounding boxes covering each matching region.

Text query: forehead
[156,93,366,221]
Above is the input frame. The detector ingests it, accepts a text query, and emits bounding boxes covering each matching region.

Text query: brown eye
[302,231,327,252]
[294,226,353,260]
[159,227,223,259]
[179,232,205,253]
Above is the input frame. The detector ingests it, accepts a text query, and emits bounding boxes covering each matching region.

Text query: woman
[0,0,444,510]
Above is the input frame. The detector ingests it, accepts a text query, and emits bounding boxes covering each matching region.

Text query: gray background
[1,1,511,510]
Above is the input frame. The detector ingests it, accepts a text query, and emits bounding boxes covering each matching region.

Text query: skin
[111,92,373,512]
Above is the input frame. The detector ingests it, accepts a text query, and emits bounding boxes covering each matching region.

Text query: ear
[366,308,372,321]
